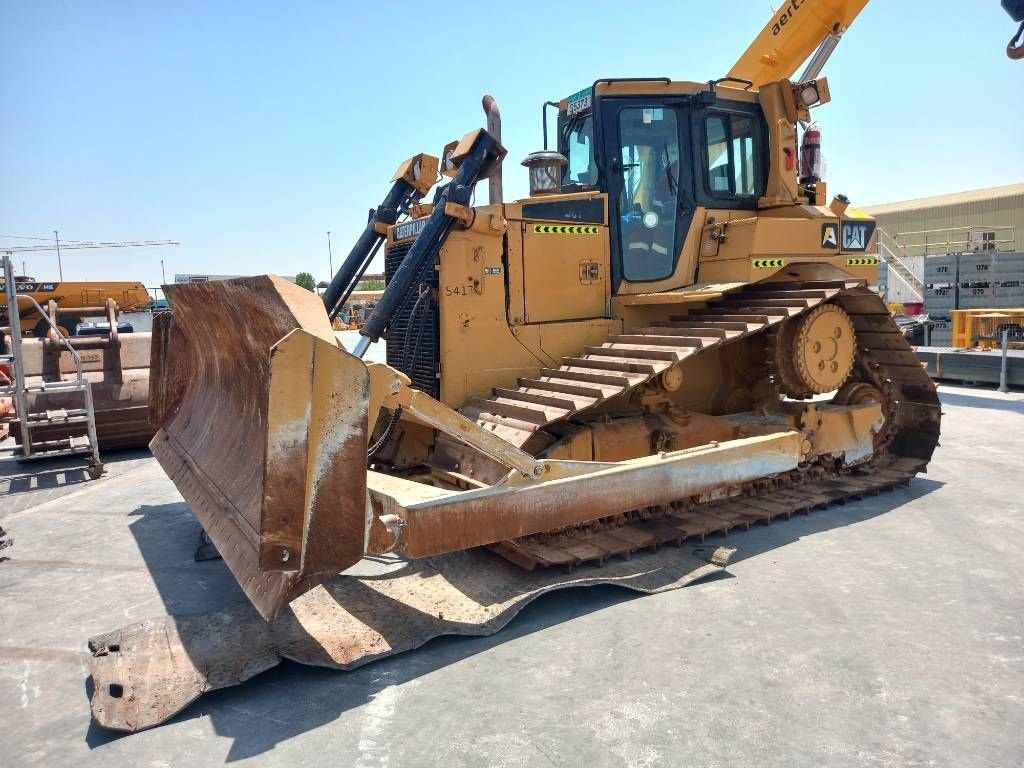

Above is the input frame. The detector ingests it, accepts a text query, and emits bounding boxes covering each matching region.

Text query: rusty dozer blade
[150,276,369,620]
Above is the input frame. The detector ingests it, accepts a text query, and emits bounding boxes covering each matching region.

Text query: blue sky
[2,1,1021,287]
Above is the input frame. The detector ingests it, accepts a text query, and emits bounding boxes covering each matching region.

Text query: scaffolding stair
[0,253,104,476]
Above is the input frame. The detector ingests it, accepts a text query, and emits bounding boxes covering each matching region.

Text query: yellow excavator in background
[0,276,150,337]
[138,0,950,628]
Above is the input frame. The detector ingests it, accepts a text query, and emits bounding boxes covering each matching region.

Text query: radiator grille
[384,241,439,398]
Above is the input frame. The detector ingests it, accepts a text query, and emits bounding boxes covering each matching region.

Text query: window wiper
[663,143,678,196]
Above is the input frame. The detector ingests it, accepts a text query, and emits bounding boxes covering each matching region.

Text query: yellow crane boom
[729,0,869,87]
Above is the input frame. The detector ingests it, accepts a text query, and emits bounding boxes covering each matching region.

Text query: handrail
[894,224,1015,237]
[877,244,924,300]
[873,229,923,302]
[11,292,85,383]
[890,224,1016,257]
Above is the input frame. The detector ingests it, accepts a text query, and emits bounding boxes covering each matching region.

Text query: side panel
[520,222,608,323]
[438,228,619,409]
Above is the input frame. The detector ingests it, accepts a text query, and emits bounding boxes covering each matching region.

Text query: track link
[491,458,924,571]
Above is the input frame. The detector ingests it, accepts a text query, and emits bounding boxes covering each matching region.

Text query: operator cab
[555,80,769,289]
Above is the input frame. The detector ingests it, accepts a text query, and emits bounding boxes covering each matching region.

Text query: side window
[704,112,760,198]
[706,116,730,193]
[565,116,598,186]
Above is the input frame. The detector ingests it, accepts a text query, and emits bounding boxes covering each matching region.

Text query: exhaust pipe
[482,95,503,205]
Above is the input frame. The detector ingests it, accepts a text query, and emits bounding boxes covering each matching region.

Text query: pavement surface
[1,383,1022,767]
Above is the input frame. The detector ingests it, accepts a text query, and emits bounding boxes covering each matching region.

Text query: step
[583,345,679,361]
[468,397,548,424]
[562,357,660,375]
[718,297,812,308]
[652,320,751,334]
[1,434,94,457]
[468,415,536,444]
[609,334,703,348]
[733,289,830,300]
[491,387,582,411]
[681,312,775,323]
[23,381,89,394]
[13,445,93,460]
[706,305,802,316]
[539,367,633,388]
[633,325,727,338]
[25,408,88,422]
[24,415,92,427]
[517,377,607,400]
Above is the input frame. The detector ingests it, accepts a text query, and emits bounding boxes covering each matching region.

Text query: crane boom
[729,0,869,87]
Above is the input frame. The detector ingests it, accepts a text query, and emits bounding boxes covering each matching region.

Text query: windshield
[561,114,599,187]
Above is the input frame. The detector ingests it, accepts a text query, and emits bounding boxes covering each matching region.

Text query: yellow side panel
[438,230,619,409]
[521,223,608,323]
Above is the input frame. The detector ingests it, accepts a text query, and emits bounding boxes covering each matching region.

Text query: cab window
[705,113,759,198]
[564,115,599,187]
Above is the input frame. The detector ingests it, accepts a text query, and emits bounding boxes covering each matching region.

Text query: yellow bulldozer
[147,0,947,624]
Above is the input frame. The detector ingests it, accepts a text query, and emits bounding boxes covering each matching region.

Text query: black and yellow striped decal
[846,257,879,266]
[532,224,600,235]
[752,258,786,269]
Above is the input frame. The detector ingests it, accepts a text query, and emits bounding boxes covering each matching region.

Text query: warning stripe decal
[752,258,786,269]
[846,257,880,266]
[532,224,600,235]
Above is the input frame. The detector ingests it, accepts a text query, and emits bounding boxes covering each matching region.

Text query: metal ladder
[0,253,103,477]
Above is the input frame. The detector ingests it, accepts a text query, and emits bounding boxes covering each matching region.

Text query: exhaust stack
[482,95,502,204]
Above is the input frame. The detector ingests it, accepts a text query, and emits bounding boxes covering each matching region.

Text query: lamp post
[54,230,63,280]
[327,230,333,279]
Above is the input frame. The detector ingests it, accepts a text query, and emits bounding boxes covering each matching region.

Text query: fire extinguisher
[799,122,822,185]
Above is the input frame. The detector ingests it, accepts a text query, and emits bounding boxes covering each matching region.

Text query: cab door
[601,99,696,292]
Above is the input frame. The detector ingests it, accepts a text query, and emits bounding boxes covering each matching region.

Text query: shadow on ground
[0,447,151,497]
[937,390,1024,414]
[85,474,941,760]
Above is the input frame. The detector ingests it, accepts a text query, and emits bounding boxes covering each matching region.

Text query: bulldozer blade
[149,276,369,620]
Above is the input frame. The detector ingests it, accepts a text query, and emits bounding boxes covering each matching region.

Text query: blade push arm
[729,0,869,87]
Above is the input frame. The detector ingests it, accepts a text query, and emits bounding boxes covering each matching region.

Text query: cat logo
[821,224,838,249]
[841,221,876,251]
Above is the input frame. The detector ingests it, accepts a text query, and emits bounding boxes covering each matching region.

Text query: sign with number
[566,87,592,118]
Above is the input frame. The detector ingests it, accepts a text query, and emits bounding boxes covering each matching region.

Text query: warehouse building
[864,183,1024,257]
[864,183,1024,345]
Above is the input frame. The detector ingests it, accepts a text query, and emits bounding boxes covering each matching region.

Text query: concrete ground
[1,383,1022,767]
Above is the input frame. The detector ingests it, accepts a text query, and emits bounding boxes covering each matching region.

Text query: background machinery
[147,0,942,624]
[1,240,176,453]
[0,275,150,338]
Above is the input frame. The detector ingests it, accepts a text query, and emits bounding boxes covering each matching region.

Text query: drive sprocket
[774,303,857,396]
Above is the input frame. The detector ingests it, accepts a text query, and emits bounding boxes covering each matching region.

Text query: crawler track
[491,458,924,570]
[462,279,941,570]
